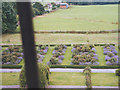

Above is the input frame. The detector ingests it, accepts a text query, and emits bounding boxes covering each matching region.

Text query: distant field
[32,5,118,31]
[2,33,118,45]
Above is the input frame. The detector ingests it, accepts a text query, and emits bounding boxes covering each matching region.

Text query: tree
[2,2,17,33]
[32,2,45,16]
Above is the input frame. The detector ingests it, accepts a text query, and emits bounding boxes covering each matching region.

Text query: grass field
[2,33,118,45]
[31,5,118,31]
[1,72,118,86]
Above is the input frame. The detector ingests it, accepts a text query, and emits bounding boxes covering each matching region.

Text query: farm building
[60,3,69,9]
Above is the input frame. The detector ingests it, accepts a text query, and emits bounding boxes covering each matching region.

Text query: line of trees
[2,2,45,33]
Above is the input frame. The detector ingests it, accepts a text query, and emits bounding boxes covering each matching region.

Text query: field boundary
[1,65,120,69]
[1,43,116,46]
[10,29,119,34]
[34,29,119,34]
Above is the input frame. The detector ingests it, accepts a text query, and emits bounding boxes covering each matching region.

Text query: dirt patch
[111,22,119,25]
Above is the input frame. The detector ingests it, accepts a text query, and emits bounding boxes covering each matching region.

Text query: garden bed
[1,44,119,69]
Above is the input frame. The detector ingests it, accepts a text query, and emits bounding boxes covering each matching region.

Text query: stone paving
[0,68,117,73]
[0,85,119,89]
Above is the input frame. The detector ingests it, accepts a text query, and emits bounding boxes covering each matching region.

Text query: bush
[19,63,49,88]
[52,7,56,10]
[83,66,92,89]
[2,46,23,65]
[32,2,45,17]
[2,2,17,33]
[115,69,120,76]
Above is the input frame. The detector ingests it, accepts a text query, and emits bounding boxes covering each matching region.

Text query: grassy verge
[1,72,118,86]
[62,47,72,65]
[96,46,106,66]
[42,47,54,64]
[2,33,118,45]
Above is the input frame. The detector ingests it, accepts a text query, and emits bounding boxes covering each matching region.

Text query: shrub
[32,2,45,16]
[19,63,50,88]
[83,66,92,89]
[2,2,17,33]
[48,44,67,65]
[2,46,23,65]
[115,69,120,76]
[52,7,56,10]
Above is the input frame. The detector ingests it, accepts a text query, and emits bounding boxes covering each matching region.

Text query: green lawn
[96,46,106,66]
[2,72,20,85]
[43,47,54,64]
[31,5,118,31]
[91,73,118,86]
[62,47,72,65]
[1,72,118,86]
[2,33,118,45]
[49,72,85,85]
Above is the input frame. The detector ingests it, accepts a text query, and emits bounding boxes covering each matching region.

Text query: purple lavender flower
[71,48,76,53]
[92,48,96,52]
[52,50,57,54]
[43,49,47,53]
[112,50,117,55]
[105,56,111,61]
[58,60,62,63]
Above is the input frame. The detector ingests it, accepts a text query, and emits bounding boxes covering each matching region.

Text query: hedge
[115,69,120,76]
[1,65,120,69]
[1,65,22,69]
[49,65,120,69]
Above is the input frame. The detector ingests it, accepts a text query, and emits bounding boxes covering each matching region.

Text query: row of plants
[36,45,49,63]
[104,44,119,65]
[2,45,49,65]
[2,45,23,65]
[47,44,67,65]
[83,67,92,89]
[71,44,99,65]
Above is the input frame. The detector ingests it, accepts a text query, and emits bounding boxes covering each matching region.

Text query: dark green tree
[2,2,17,33]
[32,2,45,16]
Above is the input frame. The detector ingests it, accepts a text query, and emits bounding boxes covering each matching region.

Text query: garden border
[1,44,118,69]
[1,65,120,69]
[1,43,116,47]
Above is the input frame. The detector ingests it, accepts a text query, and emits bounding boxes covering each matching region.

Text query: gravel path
[0,85,119,89]
[0,68,117,73]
